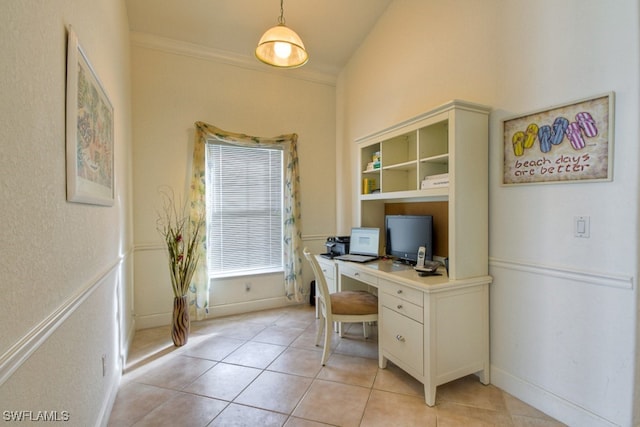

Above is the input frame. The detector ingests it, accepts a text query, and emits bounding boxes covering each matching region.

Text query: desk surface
[336,258,492,293]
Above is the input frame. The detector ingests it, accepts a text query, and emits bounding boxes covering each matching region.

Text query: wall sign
[503,93,614,185]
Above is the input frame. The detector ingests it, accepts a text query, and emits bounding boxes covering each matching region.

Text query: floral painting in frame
[66,26,114,205]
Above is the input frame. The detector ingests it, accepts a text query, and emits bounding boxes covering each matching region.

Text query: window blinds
[205,143,284,276]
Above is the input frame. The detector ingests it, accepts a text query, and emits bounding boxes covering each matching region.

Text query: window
[205,143,283,277]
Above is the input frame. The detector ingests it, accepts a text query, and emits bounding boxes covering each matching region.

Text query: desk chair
[303,248,378,366]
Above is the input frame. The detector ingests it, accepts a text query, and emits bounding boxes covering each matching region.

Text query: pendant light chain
[278,0,286,25]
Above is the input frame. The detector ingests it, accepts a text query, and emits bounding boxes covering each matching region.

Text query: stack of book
[362,178,377,194]
[365,151,381,171]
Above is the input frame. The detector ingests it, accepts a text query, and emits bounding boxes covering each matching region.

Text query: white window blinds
[205,143,283,277]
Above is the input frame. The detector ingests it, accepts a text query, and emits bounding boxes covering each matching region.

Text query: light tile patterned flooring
[108,305,565,426]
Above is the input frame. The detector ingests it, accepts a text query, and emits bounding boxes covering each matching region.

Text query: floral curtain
[188,122,305,319]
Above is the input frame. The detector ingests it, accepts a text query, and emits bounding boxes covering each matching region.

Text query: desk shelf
[356,100,490,280]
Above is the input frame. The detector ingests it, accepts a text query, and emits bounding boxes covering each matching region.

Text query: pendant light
[255,0,309,68]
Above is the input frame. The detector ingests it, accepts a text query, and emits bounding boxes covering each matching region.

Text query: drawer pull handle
[396,335,405,342]
[354,272,360,277]
[396,289,403,294]
[397,304,403,309]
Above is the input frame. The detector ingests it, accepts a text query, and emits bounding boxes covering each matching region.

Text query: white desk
[335,258,491,406]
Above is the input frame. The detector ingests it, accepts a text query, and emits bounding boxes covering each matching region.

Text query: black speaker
[309,280,316,306]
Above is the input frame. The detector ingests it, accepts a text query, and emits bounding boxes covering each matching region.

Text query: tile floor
[108,305,565,427]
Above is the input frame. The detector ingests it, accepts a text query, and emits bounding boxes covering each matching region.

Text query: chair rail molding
[0,251,130,386]
[489,257,633,290]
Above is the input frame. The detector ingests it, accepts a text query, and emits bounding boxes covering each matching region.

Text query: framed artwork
[503,92,614,185]
[66,26,114,205]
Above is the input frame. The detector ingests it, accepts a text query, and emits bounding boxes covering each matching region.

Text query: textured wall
[130,43,337,325]
[0,1,133,425]
[337,0,639,425]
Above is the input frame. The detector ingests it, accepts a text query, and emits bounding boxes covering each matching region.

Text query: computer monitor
[385,215,433,264]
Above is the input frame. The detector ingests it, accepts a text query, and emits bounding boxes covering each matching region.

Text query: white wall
[130,41,337,326]
[337,1,639,426]
[0,1,133,426]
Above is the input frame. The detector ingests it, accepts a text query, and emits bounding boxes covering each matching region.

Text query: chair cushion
[330,291,378,315]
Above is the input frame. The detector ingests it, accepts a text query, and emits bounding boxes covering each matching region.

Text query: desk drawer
[340,264,378,286]
[381,292,423,324]
[381,306,423,376]
[317,259,335,280]
[379,279,423,307]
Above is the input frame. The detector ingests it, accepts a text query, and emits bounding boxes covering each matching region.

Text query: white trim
[138,236,334,251]
[97,369,122,427]
[134,242,164,252]
[301,234,333,242]
[135,312,171,330]
[0,254,126,386]
[489,257,633,290]
[491,366,619,427]
[135,296,298,329]
[130,32,338,86]
[209,296,299,318]
[354,99,491,144]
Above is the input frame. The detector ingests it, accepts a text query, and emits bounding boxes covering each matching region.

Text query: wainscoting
[0,252,133,427]
[489,257,634,427]
[133,234,330,329]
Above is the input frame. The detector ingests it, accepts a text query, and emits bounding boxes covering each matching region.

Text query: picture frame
[66,26,114,205]
[502,92,614,186]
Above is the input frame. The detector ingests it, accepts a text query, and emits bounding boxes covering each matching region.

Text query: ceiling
[125,0,393,76]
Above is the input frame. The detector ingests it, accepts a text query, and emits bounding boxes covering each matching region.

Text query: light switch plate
[574,216,590,238]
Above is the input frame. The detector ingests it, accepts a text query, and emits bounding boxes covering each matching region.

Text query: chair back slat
[303,248,332,313]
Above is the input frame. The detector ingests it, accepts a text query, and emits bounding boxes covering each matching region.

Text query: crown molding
[130,31,338,86]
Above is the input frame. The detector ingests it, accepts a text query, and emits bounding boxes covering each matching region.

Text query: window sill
[210,267,284,280]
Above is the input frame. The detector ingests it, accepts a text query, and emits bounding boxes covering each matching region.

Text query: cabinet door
[381,306,423,376]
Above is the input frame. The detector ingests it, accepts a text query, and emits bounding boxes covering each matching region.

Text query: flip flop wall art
[503,93,614,185]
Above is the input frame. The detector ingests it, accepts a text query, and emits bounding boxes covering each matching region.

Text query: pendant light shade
[255,0,308,68]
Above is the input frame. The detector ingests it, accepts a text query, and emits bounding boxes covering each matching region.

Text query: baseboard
[135,312,171,330]
[209,296,298,318]
[134,297,300,329]
[122,318,136,368]
[96,368,122,427]
[491,366,619,427]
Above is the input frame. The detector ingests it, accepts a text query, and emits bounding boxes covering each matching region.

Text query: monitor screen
[385,215,433,264]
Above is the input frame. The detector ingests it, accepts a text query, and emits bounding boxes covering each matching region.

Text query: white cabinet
[337,259,491,406]
[357,100,490,281]
[350,100,491,405]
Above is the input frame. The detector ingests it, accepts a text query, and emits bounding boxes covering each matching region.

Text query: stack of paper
[421,173,449,189]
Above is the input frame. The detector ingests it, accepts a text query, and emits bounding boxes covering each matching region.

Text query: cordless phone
[414,246,440,275]
[416,246,426,268]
